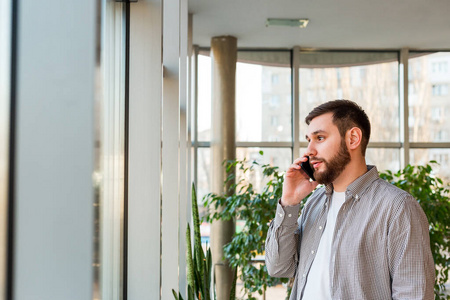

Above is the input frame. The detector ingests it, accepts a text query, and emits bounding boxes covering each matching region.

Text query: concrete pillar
[210,35,237,300]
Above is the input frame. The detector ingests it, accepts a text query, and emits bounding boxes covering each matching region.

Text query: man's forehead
[306,113,338,136]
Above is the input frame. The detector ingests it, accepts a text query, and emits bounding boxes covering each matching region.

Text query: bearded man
[265,100,435,300]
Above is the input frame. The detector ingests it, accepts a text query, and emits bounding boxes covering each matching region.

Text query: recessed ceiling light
[266,18,309,28]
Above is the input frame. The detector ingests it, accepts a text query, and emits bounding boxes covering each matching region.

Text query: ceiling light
[266,18,309,28]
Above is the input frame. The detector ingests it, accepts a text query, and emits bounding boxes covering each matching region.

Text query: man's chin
[313,171,326,185]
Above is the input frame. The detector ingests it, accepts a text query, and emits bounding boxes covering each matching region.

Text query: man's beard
[311,138,351,185]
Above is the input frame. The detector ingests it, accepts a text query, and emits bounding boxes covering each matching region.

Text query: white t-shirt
[302,191,346,300]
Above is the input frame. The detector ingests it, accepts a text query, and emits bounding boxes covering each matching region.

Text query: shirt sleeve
[265,200,301,278]
[388,195,435,300]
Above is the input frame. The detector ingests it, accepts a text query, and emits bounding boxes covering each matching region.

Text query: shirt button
[302,274,306,277]
[355,194,359,199]
[319,226,323,230]
[311,250,315,254]
[279,213,283,217]
[288,214,292,217]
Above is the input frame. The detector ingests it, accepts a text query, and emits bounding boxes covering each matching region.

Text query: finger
[287,163,301,171]
[293,156,308,165]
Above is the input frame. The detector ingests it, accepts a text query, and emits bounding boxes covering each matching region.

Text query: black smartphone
[301,157,315,181]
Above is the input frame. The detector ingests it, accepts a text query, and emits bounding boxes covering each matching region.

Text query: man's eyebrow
[305,130,327,140]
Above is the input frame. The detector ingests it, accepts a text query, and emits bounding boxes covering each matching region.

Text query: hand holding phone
[281,156,318,206]
[301,157,315,181]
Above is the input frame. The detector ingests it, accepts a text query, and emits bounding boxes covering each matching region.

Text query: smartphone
[301,157,315,181]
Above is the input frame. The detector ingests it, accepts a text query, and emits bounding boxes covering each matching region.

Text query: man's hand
[281,156,319,206]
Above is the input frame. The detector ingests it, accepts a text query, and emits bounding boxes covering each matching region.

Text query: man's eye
[317,136,324,141]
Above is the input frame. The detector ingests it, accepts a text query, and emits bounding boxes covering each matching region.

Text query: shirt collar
[324,165,379,200]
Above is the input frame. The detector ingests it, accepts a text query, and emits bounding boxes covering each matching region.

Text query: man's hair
[305,100,371,156]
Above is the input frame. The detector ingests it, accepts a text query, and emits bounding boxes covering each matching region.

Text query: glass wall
[236,147,291,191]
[298,51,400,172]
[197,54,211,142]
[236,52,292,142]
[408,52,450,182]
[195,49,450,298]
[0,0,11,298]
[409,52,450,143]
[410,148,450,182]
[196,50,450,188]
[196,50,292,195]
[195,51,293,271]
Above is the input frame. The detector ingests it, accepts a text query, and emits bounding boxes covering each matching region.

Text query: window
[236,51,292,142]
[409,52,450,142]
[431,107,442,120]
[195,50,450,233]
[197,54,212,142]
[236,148,292,192]
[270,115,278,126]
[432,84,449,96]
[270,95,280,107]
[271,74,279,84]
[432,61,448,73]
[299,51,400,143]
[411,149,450,183]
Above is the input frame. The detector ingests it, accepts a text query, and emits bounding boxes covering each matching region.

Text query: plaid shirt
[265,165,435,300]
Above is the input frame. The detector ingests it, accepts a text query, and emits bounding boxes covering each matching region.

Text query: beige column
[210,35,237,300]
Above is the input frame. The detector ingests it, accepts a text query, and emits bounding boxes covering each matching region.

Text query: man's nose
[305,142,317,157]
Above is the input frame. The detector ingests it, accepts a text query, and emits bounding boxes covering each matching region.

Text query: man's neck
[332,158,368,192]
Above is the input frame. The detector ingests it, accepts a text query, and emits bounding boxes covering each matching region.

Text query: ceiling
[189,0,450,50]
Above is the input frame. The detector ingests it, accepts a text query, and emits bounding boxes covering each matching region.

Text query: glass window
[197,147,211,249]
[198,54,211,142]
[365,148,401,173]
[409,52,450,142]
[236,147,292,192]
[0,0,11,297]
[197,147,211,204]
[299,51,399,143]
[236,51,292,142]
[410,149,450,184]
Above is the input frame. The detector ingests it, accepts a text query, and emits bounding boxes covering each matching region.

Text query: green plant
[204,155,305,299]
[380,161,450,300]
[173,184,213,300]
[173,184,237,300]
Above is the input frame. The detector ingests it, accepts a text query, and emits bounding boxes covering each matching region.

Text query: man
[265,100,435,299]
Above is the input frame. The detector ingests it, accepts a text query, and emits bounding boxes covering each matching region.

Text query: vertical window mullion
[292,46,300,160]
[399,48,410,167]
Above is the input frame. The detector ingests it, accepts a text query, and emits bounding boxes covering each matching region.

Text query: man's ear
[347,127,362,150]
